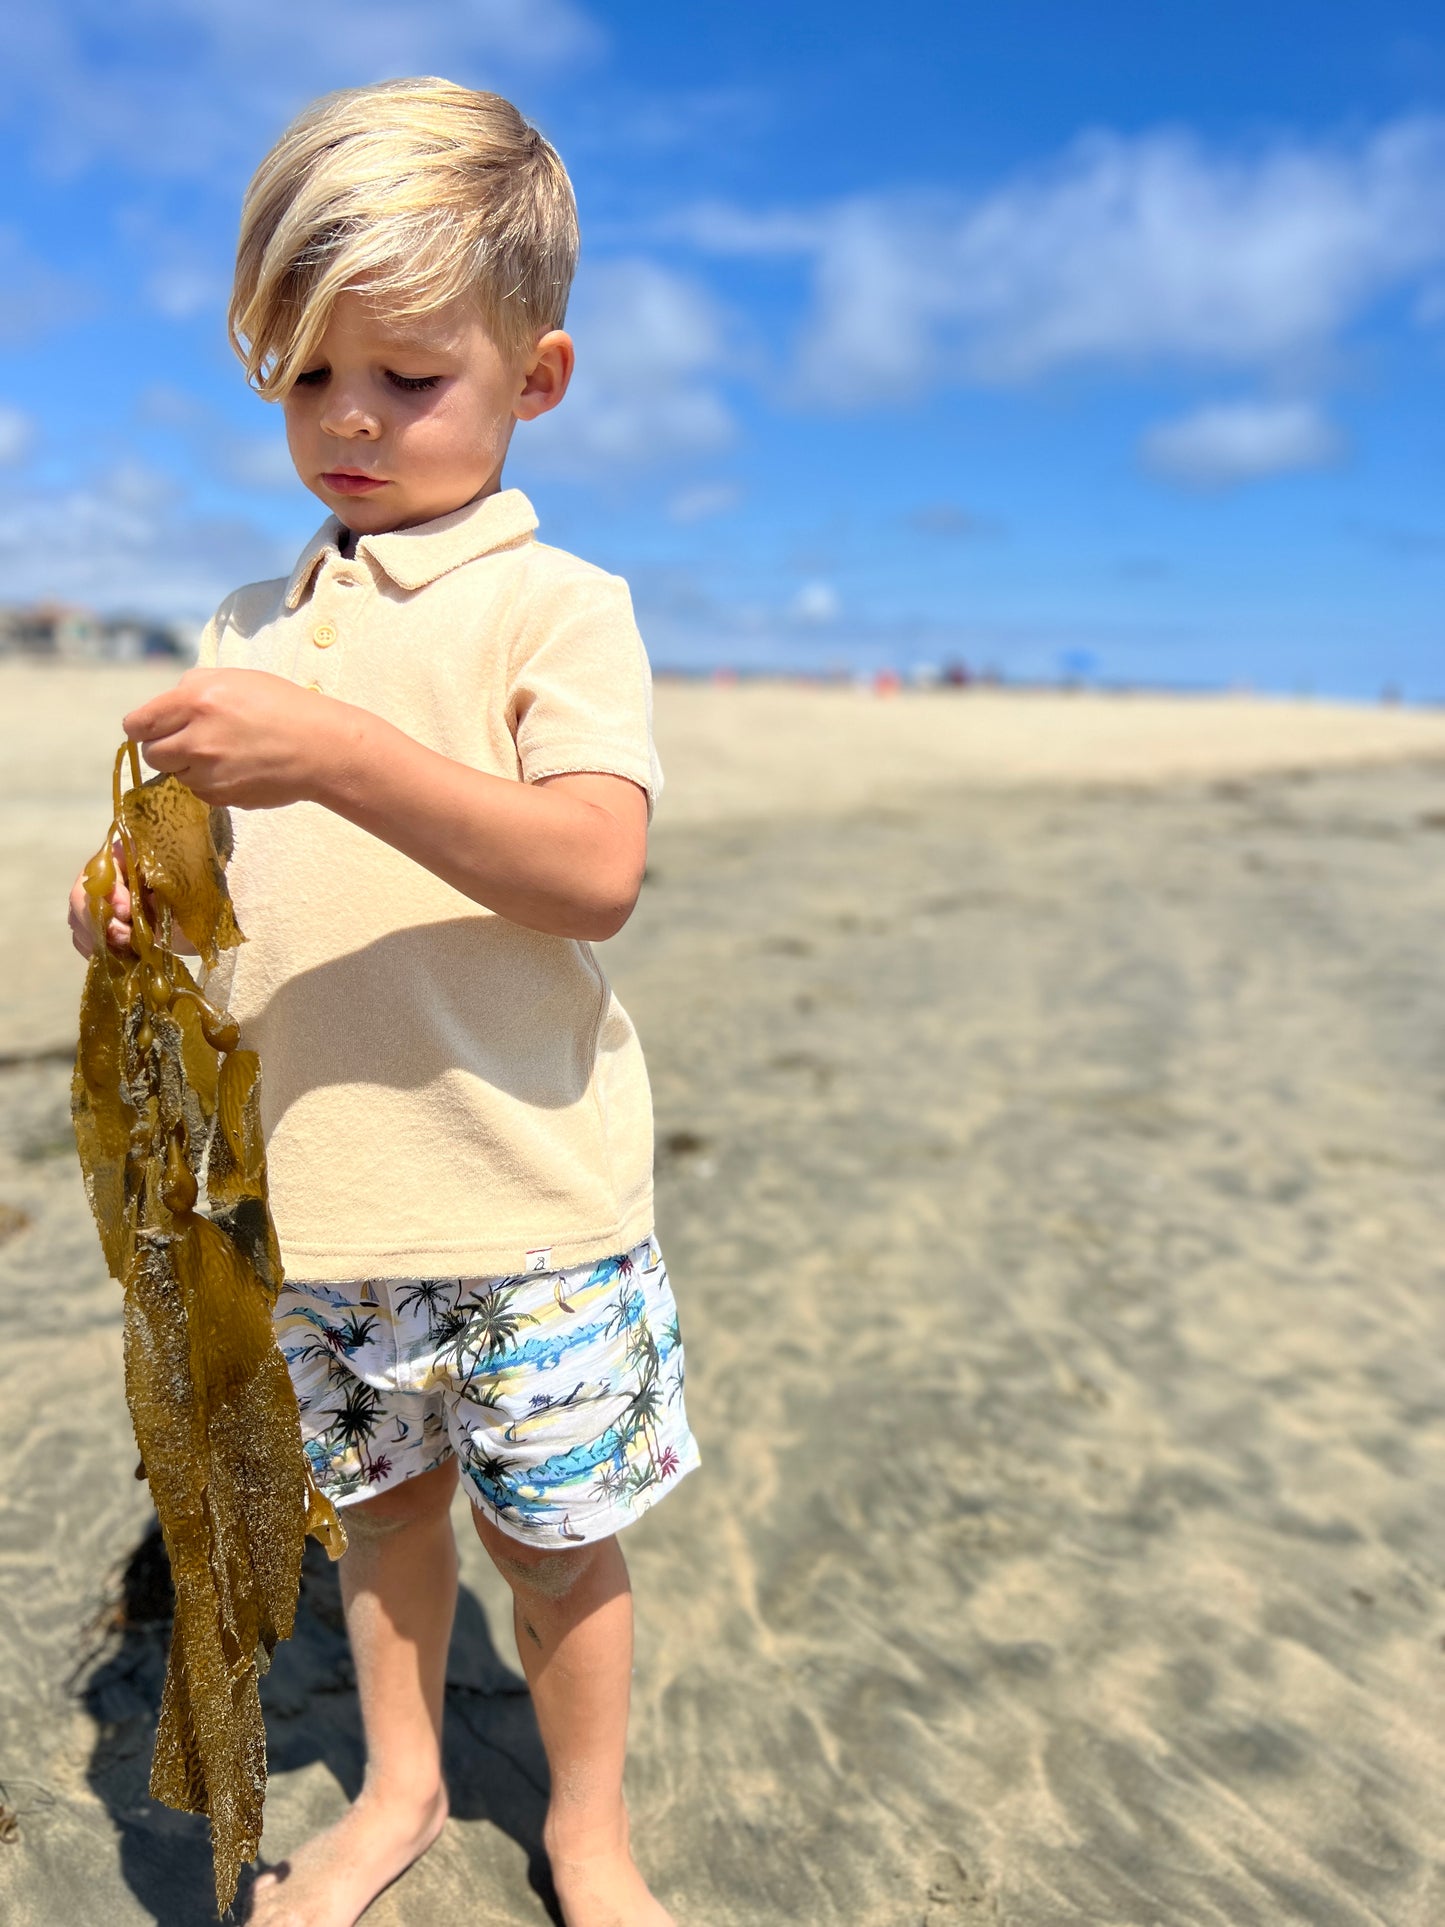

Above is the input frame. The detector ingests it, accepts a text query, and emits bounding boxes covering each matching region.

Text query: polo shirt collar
[283,487,539,608]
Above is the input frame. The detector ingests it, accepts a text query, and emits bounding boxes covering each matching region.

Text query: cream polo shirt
[196,487,662,1284]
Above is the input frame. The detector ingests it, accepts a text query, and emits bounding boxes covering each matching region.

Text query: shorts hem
[460,1444,701,1551]
[324,1449,455,1511]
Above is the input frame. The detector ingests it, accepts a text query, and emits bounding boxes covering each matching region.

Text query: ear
[516,330,575,421]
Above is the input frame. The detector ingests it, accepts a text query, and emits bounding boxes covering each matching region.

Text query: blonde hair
[229,78,578,398]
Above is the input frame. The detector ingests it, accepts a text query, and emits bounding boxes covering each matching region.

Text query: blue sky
[2,1,1444,695]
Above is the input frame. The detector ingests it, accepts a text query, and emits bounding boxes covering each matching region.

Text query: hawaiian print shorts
[273,1235,700,1548]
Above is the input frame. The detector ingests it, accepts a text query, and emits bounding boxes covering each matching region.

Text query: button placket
[302,551,360,696]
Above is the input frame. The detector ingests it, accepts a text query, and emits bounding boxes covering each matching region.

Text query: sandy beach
[2,660,1444,1923]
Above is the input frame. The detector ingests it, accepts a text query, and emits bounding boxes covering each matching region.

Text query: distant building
[0,601,194,662]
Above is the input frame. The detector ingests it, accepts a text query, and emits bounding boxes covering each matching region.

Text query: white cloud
[220,435,299,491]
[1140,398,1344,488]
[667,480,743,524]
[516,259,736,478]
[136,384,299,493]
[668,118,1445,405]
[0,468,292,618]
[100,461,180,515]
[0,408,35,466]
[7,0,603,182]
[790,580,841,624]
[147,265,230,323]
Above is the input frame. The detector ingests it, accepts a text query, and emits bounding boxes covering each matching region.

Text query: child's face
[281,288,572,533]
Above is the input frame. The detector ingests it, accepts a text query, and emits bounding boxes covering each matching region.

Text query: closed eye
[387,371,441,392]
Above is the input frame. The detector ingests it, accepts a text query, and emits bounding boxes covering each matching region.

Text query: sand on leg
[473,1508,675,1927]
[245,1458,459,1927]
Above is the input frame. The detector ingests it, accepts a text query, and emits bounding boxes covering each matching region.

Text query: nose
[318,385,381,440]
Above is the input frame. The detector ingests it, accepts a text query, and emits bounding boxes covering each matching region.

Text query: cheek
[397,398,507,474]
[281,405,311,456]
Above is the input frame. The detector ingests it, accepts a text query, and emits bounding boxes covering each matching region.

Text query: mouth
[320,471,388,495]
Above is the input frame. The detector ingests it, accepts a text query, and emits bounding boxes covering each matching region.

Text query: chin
[317,492,397,530]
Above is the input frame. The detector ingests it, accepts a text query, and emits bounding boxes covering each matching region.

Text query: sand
[1,660,1444,1923]
[7,659,1445,1060]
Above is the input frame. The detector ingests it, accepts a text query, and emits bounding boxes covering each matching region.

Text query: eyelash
[291,370,440,392]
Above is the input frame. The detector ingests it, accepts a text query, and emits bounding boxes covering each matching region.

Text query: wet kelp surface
[70,746,344,1914]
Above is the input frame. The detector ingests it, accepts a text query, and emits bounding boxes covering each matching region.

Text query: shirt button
[312,622,337,648]
[305,680,324,693]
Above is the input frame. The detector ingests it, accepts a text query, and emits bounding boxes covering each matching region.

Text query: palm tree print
[603,1284,644,1341]
[591,1461,630,1505]
[623,1375,664,1452]
[625,1324,660,1380]
[280,1237,695,1538]
[294,1311,380,1366]
[427,1304,473,1355]
[323,1379,386,1479]
[464,1282,536,1356]
[430,1285,537,1399]
[330,1311,380,1355]
[460,1439,549,1522]
[394,1276,455,1335]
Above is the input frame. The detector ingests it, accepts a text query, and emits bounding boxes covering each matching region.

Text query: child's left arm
[122,668,648,942]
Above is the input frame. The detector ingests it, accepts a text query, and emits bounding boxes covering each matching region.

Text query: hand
[69,841,136,960]
[123,668,337,810]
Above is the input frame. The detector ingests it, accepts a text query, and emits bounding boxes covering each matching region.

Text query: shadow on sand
[75,1520,560,1925]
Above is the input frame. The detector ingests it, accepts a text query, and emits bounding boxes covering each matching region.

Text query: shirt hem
[273,1193,656,1285]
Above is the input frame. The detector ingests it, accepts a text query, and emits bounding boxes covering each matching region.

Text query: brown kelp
[72,742,345,1913]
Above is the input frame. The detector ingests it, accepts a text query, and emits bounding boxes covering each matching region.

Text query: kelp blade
[124,1238,269,1908]
[119,775,243,970]
[72,946,135,1281]
[73,753,344,1914]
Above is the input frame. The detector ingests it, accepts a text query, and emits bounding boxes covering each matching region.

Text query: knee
[341,1502,414,1547]
[477,1520,603,1601]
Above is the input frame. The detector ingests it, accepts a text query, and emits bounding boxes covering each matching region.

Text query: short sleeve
[508,570,663,817]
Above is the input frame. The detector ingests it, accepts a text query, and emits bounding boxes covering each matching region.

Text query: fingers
[68,864,134,960]
[69,895,122,959]
[122,673,202,745]
[124,671,213,775]
[68,879,95,959]
[135,738,191,776]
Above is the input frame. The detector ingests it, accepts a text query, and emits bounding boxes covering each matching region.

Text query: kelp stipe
[72,745,346,1914]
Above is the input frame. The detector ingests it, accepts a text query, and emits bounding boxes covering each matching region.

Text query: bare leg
[246,1460,459,1927]
[473,1509,675,1927]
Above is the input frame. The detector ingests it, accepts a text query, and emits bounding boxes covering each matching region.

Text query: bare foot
[245,1783,448,1927]
[547,1822,676,1927]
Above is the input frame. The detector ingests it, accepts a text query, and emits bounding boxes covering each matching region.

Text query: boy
[68,78,697,1927]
